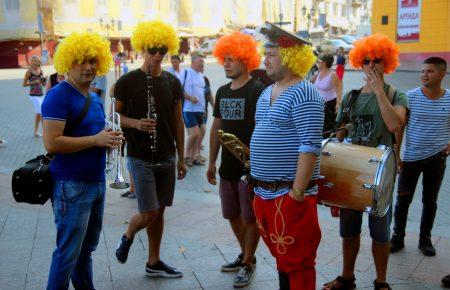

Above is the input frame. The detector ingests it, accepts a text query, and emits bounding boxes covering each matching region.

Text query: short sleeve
[393,90,409,110]
[42,87,69,121]
[335,91,350,123]
[213,86,223,118]
[113,75,128,102]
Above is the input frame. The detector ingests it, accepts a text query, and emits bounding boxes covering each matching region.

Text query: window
[341,5,347,17]
[4,0,19,10]
[96,0,107,5]
[333,3,339,16]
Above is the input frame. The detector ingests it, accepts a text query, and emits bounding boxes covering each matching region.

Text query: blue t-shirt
[42,81,106,181]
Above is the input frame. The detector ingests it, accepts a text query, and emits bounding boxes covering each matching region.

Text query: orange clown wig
[349,34,400,74]
[213,31,261,72]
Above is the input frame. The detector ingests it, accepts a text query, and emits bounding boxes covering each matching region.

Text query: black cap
[260,21,311,48]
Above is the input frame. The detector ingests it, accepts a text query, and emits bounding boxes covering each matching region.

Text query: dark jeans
[393,151,447,240]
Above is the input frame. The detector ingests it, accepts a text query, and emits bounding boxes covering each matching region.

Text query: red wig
[213,31,261,72]
[349,34,400,74]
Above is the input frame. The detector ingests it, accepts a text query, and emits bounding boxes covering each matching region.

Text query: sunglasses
[363,58,382,65]
[147,46,168,55]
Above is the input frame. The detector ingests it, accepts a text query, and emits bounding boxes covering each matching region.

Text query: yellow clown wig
[349,33,400,74]
[213,31,261,72]
[53,32,112,76]
[279,44,316,78]
[131,20,179,55]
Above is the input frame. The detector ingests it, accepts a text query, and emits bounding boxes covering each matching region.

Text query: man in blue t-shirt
[42,32,121,290]
[391,57,450,257]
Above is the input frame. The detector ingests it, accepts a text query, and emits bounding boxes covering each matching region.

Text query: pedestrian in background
[46,72,65,92]
[311,53,342,137]
[23,55,46,137]
[335,47,346,81]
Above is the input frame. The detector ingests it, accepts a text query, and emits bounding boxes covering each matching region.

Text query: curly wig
[213,31,261,72]
[279,44,316,77]
[349,33,400,74]
[53,32,112,76]
[131,20,179,54]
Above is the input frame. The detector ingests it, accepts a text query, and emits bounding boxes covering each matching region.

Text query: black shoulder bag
[11,95,92,205]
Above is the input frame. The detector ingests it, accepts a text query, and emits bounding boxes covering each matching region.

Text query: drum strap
[334,88,362,130]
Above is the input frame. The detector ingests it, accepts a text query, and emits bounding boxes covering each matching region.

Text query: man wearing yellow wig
[114,20,186,278]
[42,32,122,289]
[249,22,324,290]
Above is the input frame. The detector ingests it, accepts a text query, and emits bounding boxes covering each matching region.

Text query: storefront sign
[397,0,421,42]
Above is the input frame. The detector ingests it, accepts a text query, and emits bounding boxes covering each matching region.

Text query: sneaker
[0,139,6,147]
[120,190,132,197]
[145,260,183,278]
[115,234,133,263]
[442,274,450,288]
[390,236,405,253]
[233,264,255,288]
[128,192,136,198]
[419,239,436,256]
[221,254,256,272]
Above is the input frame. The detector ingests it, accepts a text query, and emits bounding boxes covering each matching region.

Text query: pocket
[62,181,85,203]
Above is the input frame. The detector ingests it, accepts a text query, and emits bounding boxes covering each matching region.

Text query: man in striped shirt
[391,57,450,256]
[250,22,324,290]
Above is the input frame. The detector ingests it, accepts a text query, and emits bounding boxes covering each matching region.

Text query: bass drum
[318,140,396,217]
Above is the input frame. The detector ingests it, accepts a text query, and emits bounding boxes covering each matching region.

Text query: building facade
[372,0,450,66]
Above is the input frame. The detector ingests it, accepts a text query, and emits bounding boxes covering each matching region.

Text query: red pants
[253,194,321,290]
[336,64,345,80]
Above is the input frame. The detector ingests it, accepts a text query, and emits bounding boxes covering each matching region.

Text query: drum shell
[318,142,390,214]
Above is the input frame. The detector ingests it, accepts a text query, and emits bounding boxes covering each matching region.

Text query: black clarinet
[146,67,157,152]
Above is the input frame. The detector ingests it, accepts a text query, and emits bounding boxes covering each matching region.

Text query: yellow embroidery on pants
[269,196,294,255]
[253,199,267,238]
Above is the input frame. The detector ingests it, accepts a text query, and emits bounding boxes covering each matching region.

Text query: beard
[226,71,242,80]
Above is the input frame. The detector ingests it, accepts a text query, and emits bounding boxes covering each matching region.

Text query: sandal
[322,275,356,290]
[185,157,193,166]
[193,158,205,166]
[373,280,392,290]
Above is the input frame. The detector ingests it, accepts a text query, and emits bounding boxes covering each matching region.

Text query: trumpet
[217,130,250,169]
[105,97,130,189]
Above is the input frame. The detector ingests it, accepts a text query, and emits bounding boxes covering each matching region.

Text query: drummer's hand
[365,68,384,96]
[397,159,403,173]
[330,206,340,218]
[288,190,305,202]
[206,164,217,185]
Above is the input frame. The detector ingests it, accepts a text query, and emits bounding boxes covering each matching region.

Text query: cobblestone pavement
[0,62,449,289]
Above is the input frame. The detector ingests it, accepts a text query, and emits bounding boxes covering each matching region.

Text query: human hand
[134,118,156,132]
[206,164,217,185]
[364,68,384,95]
[191,96,198,104]
[177,160,187,180]
[94,129,124,148]
[288,190,305,202]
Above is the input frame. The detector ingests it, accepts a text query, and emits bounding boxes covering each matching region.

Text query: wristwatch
[292,188,304,198]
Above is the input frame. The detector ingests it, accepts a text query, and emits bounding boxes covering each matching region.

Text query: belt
[250,177,317,192]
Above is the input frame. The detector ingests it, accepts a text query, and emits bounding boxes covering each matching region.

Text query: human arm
[172,101,186,179]
[394,128,405,172]
[365,70,407,133]
[290,97,324,201]
[331,72,342,111]
[207,118,222,185]
[43,119,122,154]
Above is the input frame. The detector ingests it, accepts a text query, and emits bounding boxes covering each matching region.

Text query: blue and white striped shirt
[402,87,450,162]
[250,81,324,199]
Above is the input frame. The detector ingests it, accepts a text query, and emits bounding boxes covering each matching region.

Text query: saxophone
[217,130,250,169]
[146,67,157,152]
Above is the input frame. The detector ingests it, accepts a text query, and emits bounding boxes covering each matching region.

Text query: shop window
[381,15,388,25]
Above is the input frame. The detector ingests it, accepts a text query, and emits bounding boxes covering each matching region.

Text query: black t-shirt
[114,69,183,162]
[213,78,264,180]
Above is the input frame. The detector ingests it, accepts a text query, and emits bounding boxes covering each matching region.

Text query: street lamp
[99,18,116,39]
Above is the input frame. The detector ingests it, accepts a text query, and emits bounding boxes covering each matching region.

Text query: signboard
[397,0,421,42]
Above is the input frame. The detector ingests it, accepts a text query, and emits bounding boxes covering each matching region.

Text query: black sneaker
[390,236,405,253]
[419,239,436,256]
[145,260,183,278]
[221,254,256,272]
[442,274,450,288]
[115,234,133,264]
[233,264,255,288]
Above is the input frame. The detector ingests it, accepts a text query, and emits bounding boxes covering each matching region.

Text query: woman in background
[23,55,46,137]
[311,53,342,137]
[335,47,346,81]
